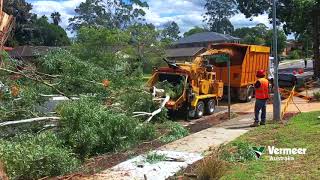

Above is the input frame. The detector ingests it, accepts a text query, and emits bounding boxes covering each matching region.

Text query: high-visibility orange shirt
[255,78,269,100]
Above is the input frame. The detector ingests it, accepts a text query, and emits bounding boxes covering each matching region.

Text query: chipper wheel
[195,101,205,118]
[187,100,205,119]
[206,99,216,115]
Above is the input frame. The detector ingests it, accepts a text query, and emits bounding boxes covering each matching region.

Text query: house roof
[9,46,59,59]
[166,47,206,58]
[173,32,240,45]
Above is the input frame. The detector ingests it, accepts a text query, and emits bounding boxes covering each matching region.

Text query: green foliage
[0,132,80,180]
[204,0,238,34]
[117,89,169,121]
[51,12,61,25]
[145,152,167,164]
[313,91,320,101]
[221,142,256,162]
[3,1,70,46]
[265,29,287,55]
[39,48,109,96]
[160,122,189,143]
[155,80,184,100]
[288,50,302,60]
[57,98,156,159]
[68,0,149,32]
[160,21,181,42]
[184,26,208,37]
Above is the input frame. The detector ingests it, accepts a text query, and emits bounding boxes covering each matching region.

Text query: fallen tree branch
[0,117,60,127]
[0,67,72,99]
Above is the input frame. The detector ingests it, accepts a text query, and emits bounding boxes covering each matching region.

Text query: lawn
[221,111,320,179]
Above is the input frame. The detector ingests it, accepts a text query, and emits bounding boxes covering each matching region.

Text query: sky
[26,0,273,37]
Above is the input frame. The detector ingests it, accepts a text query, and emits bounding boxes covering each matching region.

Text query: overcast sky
[26,0,274,37]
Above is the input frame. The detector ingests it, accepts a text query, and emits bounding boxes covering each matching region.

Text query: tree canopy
[160,21,181,42]
[68,0,149,32]
[3,0,70,46]
[204,0,238,34]
[183,26,208,37]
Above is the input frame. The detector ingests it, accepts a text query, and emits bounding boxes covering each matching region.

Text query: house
[166,32,240,62]
[8,46,60,63]
[171,32,240,49]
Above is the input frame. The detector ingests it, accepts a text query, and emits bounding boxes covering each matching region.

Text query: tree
[3,0,33,46]
[68,0,149,32]
[183,26,207,37]
[265,29,287,55]
[204,0,238,34]
[232,23,268,45]
[160,21,181,42]
[235,0,320,77]
[51,12,61,25]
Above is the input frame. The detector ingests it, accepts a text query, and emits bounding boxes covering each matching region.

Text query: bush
[221,142,256,162]
[288,50,302,59]
[196,147,227,180]
[118,89,168,121]
[0,132,80,180]
[160,122,189,143]
[57,98,156,159]
[313,91,320,101]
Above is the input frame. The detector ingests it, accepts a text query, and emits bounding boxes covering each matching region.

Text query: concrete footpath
[86,98,320,180]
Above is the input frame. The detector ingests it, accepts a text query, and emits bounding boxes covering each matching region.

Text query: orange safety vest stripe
[255,78,269,99]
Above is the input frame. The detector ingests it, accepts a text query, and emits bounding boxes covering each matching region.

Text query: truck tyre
[195,101,205,118]
[245,86,254,102]
[206,99,216,115]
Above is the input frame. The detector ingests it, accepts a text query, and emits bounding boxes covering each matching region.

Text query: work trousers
[254,99,267,123]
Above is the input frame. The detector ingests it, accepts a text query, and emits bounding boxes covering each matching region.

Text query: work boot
[260,122,266,125]
[250,122,259,127]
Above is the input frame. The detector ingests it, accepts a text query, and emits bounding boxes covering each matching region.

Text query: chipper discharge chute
[146,58,224,119]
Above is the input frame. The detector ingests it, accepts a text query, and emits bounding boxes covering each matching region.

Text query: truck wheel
[246,86,254,102]
[195,101,205,118]
[206,99,216,115]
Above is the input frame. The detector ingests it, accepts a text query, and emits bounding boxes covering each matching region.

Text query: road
[279,59,313,73]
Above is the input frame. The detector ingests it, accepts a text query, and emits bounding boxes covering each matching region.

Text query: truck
[147,58,224,119]
[194,43,270,102]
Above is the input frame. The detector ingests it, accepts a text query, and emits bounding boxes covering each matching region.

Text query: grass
[145,152,167,164]
[221,111,320,179]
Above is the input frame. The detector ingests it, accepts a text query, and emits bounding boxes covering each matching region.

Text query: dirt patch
[187,112,229,133]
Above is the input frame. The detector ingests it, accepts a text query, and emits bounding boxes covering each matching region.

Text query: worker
[251,70,269,127]
[304,58,308,69]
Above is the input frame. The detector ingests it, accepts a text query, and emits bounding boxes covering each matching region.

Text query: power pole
[272,0,281,121]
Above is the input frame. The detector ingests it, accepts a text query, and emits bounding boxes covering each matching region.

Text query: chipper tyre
[206,99,216,115]
[195,101,205,118]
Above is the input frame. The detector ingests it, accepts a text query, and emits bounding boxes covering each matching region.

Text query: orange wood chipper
[147,58,224,119]
[147,43,270,119]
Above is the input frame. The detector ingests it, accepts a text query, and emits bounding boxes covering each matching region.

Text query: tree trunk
[313,11,320,78]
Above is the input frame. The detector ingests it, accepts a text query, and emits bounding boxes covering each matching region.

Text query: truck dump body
[205,43,270,88]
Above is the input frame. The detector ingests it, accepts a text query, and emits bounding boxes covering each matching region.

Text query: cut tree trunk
[313,10,320,78]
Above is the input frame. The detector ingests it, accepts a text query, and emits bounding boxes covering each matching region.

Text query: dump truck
[147,59,224,119]
[197,43,270,102]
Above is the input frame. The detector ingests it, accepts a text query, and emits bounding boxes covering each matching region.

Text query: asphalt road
[279,59,314,73]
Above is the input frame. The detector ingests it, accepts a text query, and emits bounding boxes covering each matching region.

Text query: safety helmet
[256,69,266,77]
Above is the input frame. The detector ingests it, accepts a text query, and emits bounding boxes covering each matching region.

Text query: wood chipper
[146,59,224,119]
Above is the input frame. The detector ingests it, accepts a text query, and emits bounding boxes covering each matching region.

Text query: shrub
[221,142,256,162]
[145,152,167,164]
[57,98,156,159]
[0,132,80,180]
[313,91,320,101]
[160,122,189,143]
[196,147,228,180]
[117,89,168,121]
[288,50,302,59]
